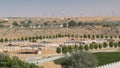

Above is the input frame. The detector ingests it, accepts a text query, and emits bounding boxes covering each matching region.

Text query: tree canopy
[0,53,38,68]
[54,51,98,68]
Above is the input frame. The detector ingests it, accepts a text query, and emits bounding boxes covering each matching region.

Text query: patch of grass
[94,52,120,66]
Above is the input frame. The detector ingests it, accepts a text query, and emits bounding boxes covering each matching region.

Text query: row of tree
[56,41,120,54]
[63,20,120,27]
[0,33,120,43]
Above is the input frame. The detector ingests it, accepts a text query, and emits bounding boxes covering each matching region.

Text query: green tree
[5,38,8,42]
[94,44,98,49]
[56,47,61,54]
[29,37,32,41]
[39,35,42,39]
[119,36,120,39]
[12,21,19,26]
[21,37,24,41]
[96,35,99,38]
[35,36,39,39]
[105,35,108,38]
[48,35,52,38]
[109,41,114,47]
[100,34,104,38]
[90,44,94,49]
[74,45,78,52]
[55,52,98,68]
[92,35,95,39]
[25,37,28,41]
[58,34,62,38]
[78,21,82,26]
[46,35,48,38]
[63,23,67,27]
[62,46,68,54]
[68,33,70,38]
[0,38,4,43]
[67,46,73,53]
[103,42,108,48]
[110,36,113,39]
[32,36,35,40]
[118,41,120,47]
[84,34,87,38]
[84,44,89,50]
[79,45,83,51]
[88,34,91,38]
[68,20,77,27]
[0,53,39,68]
[114,43,118,48]
[98,43,102,49]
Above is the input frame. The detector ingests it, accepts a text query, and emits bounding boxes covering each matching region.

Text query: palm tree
[59,51,98,68]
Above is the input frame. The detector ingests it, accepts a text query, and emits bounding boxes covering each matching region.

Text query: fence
[96,61,120,68]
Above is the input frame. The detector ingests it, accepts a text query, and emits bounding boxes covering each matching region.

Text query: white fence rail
[96,61,120,68]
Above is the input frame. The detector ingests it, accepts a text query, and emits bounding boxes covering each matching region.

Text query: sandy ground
[39,61,61,68]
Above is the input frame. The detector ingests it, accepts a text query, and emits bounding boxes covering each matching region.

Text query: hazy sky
[0,0,120,17]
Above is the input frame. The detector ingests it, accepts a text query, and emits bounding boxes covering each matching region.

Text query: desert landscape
[1,0,120,68]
